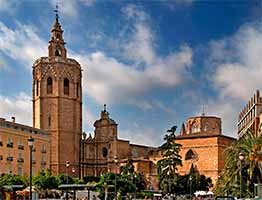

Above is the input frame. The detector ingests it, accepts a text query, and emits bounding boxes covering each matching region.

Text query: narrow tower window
[64,78,69,95]
[47,77,53,94]
[56,33,60,39]
[55,49,60,56]
[76,82,79,97]
[48,115,51,127]
[36,80,39,96]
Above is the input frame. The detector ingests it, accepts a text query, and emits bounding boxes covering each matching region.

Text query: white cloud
[125,23,156,65]
[122,5,156,65]
[119,128,162,147]
[206,21,262,137]
[0,92,32,126]
[212,22,262,101]
[121,4,147,21]
[74,44,192,106]
[0,22,46,68]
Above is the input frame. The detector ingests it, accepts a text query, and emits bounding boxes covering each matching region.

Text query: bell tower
[32,13,82,176]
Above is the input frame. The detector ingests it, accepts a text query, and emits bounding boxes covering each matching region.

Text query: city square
[0,0,262,199]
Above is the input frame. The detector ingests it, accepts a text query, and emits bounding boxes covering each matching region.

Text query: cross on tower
[104,104,107,112]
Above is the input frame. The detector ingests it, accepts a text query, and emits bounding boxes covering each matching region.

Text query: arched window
[47,77,52,94]
[55,49,60,56]
[76,82,79,97]
[36,80,39,96]
[102,147,108,157]
[56,33,60,39]
[48,115,51,127]
[185,149,196,160]
[64,78,69,95]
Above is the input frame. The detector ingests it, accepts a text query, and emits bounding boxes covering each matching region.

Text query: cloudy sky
[0,0,261,146]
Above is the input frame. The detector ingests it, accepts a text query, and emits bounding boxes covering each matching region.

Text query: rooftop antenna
[54,3,59,21]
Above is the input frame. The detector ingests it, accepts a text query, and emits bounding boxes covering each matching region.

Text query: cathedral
[0,14,237,190]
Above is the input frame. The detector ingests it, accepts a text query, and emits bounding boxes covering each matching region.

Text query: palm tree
[216,128,262,197]
[157,125,182,194]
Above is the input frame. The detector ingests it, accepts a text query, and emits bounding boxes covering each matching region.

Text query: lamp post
[134,173,137,200]
[65,161,70,200]
[28,136,34,200]
[189,176,192,196]
[66,161,70,183]
[114,156,118,200]
[239,152,244,199]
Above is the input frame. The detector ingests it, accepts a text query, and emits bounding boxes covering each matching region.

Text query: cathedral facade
[81,107,162,189]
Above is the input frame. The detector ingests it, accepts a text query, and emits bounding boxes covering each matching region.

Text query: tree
[119,159,146,198]
[215,128,262,197]
[0,174,27,186]
[157,125,182,194]
[33,169,58,190]
[173,164,212,195]
[97,172,116,200]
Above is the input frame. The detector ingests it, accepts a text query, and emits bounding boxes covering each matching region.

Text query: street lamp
[134,173,137,200]
[114,156,118,200]
[28,136,34,200]
[189,176,192,196]
[72,167,75,174]
[239,152,244,199]
[65,161,70,200]
[66,161,70,183]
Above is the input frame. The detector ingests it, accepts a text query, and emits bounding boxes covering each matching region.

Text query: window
[47,77,53,94]
[102,147,108,157]
[18,139,24,150]
[76,82,79,97]
[64,78,69,95]
[55,49,60,56]
[185,149,197,160]
[191,123,200,134]
[36,80,39,96]
[7,137,13,148]
[48,115,51,127]
[18,166,23,176]
[56,33,60,39]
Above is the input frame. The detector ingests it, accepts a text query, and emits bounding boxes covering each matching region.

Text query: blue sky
[0,0,261,146]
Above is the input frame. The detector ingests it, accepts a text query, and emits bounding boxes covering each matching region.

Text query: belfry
[32,12,82,175]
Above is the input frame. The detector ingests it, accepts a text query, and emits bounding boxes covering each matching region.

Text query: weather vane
[54,4,59,21]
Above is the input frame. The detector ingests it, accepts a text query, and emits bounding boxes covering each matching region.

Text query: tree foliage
[215,128,262,197]
[157,125,182,194]
[33,169,58,190]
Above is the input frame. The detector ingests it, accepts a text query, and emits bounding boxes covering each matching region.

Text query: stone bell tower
[32,14,82,176]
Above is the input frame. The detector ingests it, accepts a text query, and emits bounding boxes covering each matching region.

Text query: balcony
[18,145,24,150]
[17,158,24,163]
[6,143,13,148]
[6,156,13,161]
[41,149,46,153]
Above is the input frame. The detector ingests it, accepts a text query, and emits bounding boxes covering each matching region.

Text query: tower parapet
[179,116,221,136]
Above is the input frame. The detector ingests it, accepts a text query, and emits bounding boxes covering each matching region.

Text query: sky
[0,0,261,146]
